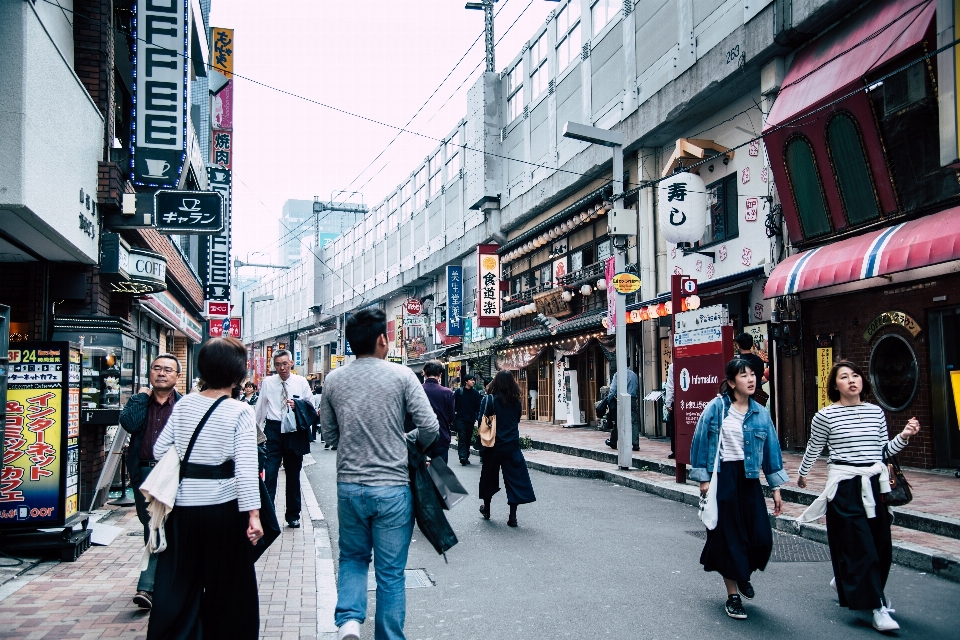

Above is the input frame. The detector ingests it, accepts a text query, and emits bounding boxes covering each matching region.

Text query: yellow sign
[951,371,960,431]
[447,362,461,383]
[817,347,833,410]
[611,272,641,294]
[862,311,921,341]
[330,355,345,369]
[211,27,234,76]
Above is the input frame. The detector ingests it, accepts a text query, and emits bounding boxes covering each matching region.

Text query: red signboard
[205,300,229,317]
[671,275,733,472]
[404,298,422,315]
[208,317,242,339]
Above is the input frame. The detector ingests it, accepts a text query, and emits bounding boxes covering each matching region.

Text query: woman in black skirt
[478,370,536,527]
[689,358,787,620]
[797,360,919,633]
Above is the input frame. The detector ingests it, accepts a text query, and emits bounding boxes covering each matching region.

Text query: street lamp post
[561,122,632,469]
[249,294,274,376]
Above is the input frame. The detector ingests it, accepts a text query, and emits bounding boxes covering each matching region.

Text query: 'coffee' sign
[132,0,188,187]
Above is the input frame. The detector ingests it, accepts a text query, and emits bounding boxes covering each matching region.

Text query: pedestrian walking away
[689,358,788,621]
[421,360,455,464]
[254,348,313,528]
[478,370,536,527]
[796,360,921,633]
[606,368,640,451]
[146,337,262,640]
[454,373,482,465]
[118,353,182,611]
[319,308,439,640]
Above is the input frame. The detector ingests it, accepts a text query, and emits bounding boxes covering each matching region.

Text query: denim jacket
[688,394,790,488]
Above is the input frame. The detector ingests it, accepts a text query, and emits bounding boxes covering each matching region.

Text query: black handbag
[883,455,913,507]
[407,439,458,557]
[252,478,281,561]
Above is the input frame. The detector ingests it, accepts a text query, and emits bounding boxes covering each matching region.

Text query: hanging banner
[817,342,833,410]
[446,265,464,336]
[132,0,188,187]
[477,244,501,328]
[205,167,232,300]
[605,256,616,336]
[1,343,81,528]
[210,27,235,169]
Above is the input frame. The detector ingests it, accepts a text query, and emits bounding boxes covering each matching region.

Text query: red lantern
[639,307,650,321]
[656,303,667,317]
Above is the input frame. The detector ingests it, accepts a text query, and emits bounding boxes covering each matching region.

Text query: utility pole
[466,0,497,73]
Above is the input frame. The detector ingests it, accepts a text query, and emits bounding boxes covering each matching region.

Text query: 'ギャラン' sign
[1,343,82,528]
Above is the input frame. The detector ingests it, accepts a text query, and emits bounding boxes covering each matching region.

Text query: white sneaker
[872,606,900,632]
[830,577,837,593]
[338,620,360,640]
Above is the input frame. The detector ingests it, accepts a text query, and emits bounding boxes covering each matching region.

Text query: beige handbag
[479,396,497,448]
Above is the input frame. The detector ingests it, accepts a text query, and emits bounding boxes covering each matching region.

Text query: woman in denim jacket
[689,358,789,620]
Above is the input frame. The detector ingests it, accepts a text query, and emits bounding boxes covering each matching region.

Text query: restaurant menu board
[1,342,81,527]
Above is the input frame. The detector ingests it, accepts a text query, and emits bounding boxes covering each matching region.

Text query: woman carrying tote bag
[147,337,263,640]
[689,358,787,621]
[796,360,920,633]
[478,370,536,527]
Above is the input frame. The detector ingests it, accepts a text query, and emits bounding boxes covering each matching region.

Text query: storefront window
[826,113,881,226]
[81,346,135,409]
[700,173,738,246]
[869,334,919,411]
[785,136,832,239]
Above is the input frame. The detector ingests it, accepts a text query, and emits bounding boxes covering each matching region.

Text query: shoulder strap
[180,396,228,480]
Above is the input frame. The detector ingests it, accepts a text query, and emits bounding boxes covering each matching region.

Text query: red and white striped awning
[764,207,960,298]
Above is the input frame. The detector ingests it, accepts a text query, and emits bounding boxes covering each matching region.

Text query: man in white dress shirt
[255,349,312,527]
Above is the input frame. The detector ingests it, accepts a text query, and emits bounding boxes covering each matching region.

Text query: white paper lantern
[596,278,606,290]
[527,304,536,314]
[553,225,562,237]
[657,172,707,245]
[561,290,572,302]
[686,294,701,310]
[580,284,593,296]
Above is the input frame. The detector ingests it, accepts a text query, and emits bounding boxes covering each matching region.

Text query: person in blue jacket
[689,358,788,621]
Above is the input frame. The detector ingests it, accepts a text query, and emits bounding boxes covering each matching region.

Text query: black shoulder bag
[883,455,913,507]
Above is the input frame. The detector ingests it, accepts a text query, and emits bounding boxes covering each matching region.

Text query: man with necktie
[255,349,312,527]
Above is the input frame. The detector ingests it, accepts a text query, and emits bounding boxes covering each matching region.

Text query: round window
[869,334,919,411]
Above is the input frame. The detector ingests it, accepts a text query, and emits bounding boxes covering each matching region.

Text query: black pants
[263,419,303,522]
[826,473,892,610]
[147,500,259,640]
[479,448,537,505]
[666,409,675,455]
[455,419,474,462]
[700,460,772,582]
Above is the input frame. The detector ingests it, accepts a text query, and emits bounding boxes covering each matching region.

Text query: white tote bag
[698,436,722,530]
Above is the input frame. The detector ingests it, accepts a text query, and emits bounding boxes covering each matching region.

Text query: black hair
[345,308,387,356]
[735,333,754,351]
[423,360,444,377]
[487,370,521,406]
[827,360,871,402]
[153,353,181,373]
[244,381,257,390]
[719,358,758,399]
[462,373,476,382]
[197,337,248,390]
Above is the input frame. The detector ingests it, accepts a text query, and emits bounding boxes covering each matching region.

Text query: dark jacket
[453,386,482,424]
[289,398,318,455]
[407,438,457,555]
[422,379,454,456]
[119,390,183,485]
[480,394,522,451]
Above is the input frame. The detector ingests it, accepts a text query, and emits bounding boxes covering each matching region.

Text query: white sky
[209,0,557,268]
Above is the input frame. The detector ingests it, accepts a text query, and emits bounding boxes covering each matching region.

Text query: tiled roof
[502,307,606,346]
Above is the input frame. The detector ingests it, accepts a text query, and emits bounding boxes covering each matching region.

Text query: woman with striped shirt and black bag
[797,360,920,633]
[147,337,263,640]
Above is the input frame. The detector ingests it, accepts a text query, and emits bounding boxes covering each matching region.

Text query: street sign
[208,317,241,339]
[611,272,641,294]
[154,191,224,234]
[404,298,422,315]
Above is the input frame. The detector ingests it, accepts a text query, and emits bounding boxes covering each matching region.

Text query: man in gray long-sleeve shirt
[319,308,437,640]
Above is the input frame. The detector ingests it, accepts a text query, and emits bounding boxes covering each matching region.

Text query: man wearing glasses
[119,353,182,610]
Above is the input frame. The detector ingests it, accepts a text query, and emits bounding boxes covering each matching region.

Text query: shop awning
[764,207,960,298]
[764,0,935,129]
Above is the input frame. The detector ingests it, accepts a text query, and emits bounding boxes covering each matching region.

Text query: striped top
[799,402,907,477]
[154,394,261,512]
[719,405,745,462]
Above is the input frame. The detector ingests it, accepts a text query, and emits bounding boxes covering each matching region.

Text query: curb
[530,439,960,541]
[525,457,960,584]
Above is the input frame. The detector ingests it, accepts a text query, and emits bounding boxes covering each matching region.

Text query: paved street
[306,443,960,640]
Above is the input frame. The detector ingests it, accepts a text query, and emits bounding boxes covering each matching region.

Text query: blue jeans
[335,483,413,639]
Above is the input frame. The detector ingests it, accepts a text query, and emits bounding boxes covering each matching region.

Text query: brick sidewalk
[0,467,330,640]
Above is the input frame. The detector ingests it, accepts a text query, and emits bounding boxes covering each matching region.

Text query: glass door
[930,307,960,469]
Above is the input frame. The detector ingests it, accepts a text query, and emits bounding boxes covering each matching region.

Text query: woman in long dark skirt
[689,359,787,620]
[797,360,920,633]
[478,370,536,527]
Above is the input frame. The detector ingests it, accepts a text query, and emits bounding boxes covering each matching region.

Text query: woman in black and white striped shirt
[147,337,262,640]
[797,360,920,633]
